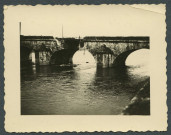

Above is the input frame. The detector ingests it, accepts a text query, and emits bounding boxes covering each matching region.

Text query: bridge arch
[113,48,149,67]
[50,49,77,65]
[72,49,96,66]
[20,46,32,63]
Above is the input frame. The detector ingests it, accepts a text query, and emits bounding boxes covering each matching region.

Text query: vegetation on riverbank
[123,78,150,115]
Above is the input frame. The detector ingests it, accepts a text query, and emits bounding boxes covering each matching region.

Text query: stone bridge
[20,35,149,67]
[20,35,79,65]
[83,36,149,67]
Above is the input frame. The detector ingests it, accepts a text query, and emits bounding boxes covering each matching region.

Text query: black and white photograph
[4,5,167,132]
[20,6,150,115]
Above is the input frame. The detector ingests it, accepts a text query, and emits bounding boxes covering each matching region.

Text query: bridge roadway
[20,35,149,68]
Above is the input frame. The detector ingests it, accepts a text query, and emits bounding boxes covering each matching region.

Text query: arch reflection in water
[72,49,96,88]
[125,49,150,76]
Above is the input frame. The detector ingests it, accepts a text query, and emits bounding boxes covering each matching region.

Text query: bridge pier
[95,54,115,68]
[90,45,115,68]
[28,51,36,64]
[38,51,51,65]
[28,51,51,65]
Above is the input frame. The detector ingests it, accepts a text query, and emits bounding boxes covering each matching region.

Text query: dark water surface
[21,64,149,115]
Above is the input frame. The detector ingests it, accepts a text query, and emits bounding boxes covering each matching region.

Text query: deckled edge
[3,5,6,133]
[165,3,169,132]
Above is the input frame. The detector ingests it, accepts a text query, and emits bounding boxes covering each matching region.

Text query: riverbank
[122,78,150,115]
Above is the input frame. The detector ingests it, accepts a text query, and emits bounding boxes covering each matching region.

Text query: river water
[21,64,149,115]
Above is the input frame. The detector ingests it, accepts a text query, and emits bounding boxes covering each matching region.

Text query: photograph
[20,10,150,115]
[4,5,167,132]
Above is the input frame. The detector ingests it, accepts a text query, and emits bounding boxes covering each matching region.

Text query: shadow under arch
[20,46,32,63]
[50,49,78,65]
[113,48,149,67]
